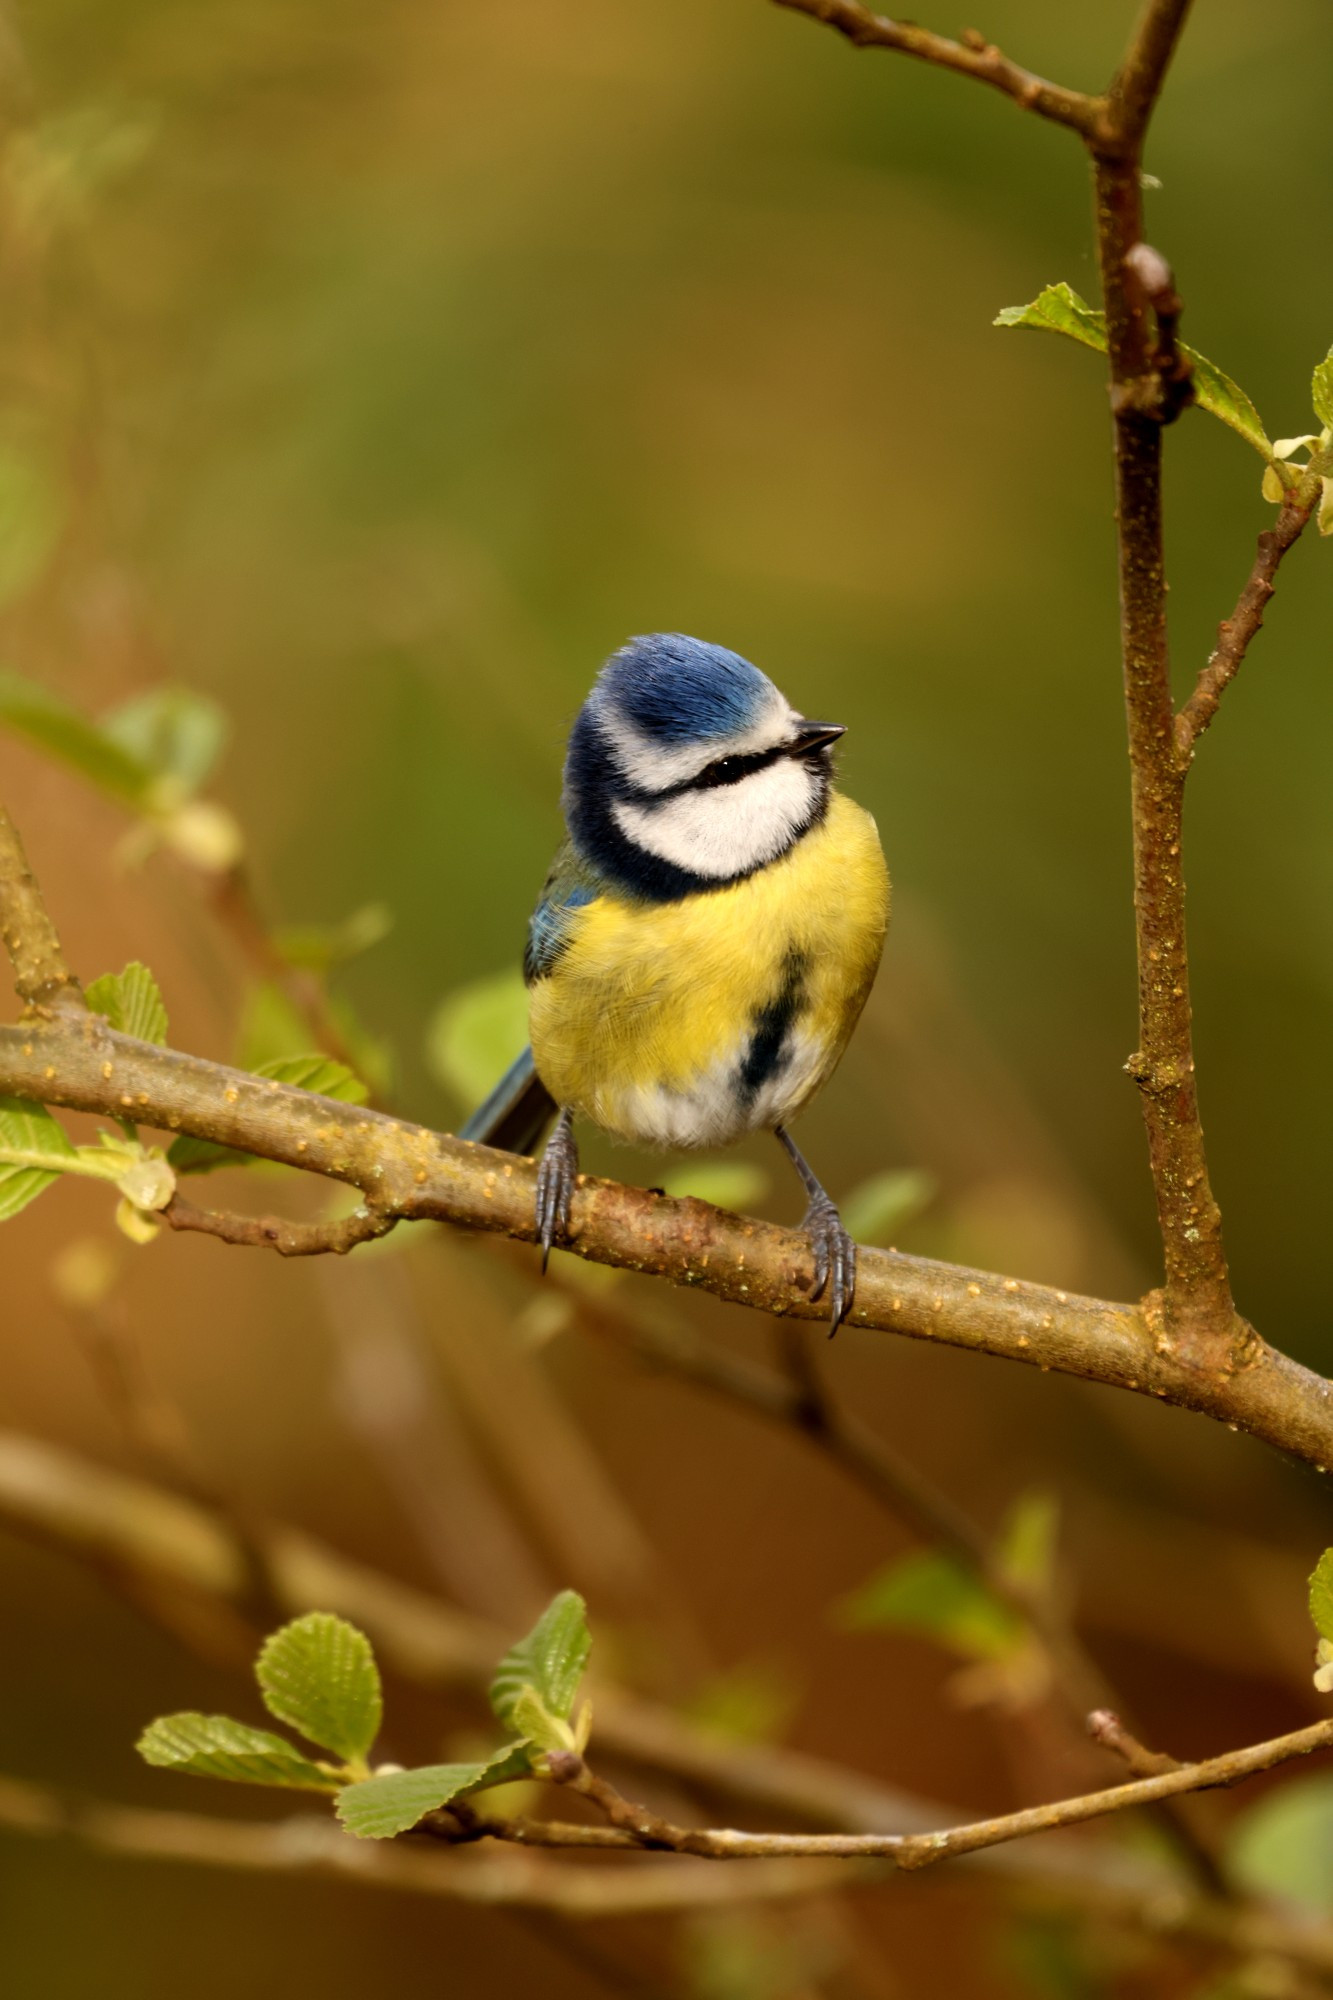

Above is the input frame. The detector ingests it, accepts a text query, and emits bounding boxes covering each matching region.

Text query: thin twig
[1175,492,1320,761]
[769,0,1102,136]
[1088,1709,1181,1779]
[0,805,84,1011]
[164,1195,397,1257]
[1103,0,1195,148]
[456,1728,1333,1870]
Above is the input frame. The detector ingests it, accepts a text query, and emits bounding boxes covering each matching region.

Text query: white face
[611,745,823,880]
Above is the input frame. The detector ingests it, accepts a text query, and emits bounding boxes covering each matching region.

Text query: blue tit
[462,632,890,1330]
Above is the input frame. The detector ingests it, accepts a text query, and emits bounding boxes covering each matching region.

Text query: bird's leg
[774,1125,857,1336]
[535,1107,580,1271]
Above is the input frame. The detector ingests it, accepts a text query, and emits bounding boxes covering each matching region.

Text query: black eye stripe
[691,746,785,790]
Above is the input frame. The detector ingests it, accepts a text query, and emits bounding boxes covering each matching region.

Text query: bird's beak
[789,721,846,755]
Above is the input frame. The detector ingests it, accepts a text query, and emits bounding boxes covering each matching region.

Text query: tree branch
[0,806,84,1012]
[1103,0,1194,148]
[1175,492,1319,761]
[164,1195,398,1257]
[1,1011,1330,1470]
[769,0,1102,136]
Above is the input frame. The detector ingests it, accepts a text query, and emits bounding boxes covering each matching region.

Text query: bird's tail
[458,1045,557,1157]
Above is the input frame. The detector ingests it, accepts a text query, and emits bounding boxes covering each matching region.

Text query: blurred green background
[1,2,1332,1995]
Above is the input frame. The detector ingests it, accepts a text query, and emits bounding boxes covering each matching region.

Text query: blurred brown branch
[2,1425,1332,1973]
[3,1765,1331,1974]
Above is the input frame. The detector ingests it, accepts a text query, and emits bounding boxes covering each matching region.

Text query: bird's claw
[535,1112,579,1271]
[802,1193,857,1336]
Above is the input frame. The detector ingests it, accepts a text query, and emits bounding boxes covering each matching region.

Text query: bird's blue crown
[589,634,773,744]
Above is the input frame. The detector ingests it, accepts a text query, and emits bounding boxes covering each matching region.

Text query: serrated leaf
[0,1096,77,1164]
[256,1613,382,1763]
[508,1684,576,1753]
[660,1162,770,1212]
[336,1745,532,1840]
[1228,1771,1333,1916]
[136,1712,336,1791]
[100,687,228,798]
[490,1590,591,1732]
[0,671,154,805]
[252,1053,369,1105]
[85,962,168,1045]
[840,1168,937,1245]
[994,282,1107,353]
[1308,1550,1333,1646]
[839,1551,1023,1660]
[0,1163,61,1219]
[995,283,1272,458]
[167,1133,254,1176]
[1320,478,1333,538]
[1312,348,1333,431]
[427,968,529,1108]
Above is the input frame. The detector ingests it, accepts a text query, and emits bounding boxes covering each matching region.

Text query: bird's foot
[535,1108,579,1271]
[801,1190,857,1337]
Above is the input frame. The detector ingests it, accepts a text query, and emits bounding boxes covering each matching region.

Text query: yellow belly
[529,791,889,1149]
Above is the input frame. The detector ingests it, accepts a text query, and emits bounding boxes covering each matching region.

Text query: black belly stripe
[738,951,807,1107]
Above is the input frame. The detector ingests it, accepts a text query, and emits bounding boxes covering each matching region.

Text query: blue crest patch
[593,634,772,744]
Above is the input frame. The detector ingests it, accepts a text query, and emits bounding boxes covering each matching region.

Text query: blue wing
[522,840,601,984]
[461,843,602,1153]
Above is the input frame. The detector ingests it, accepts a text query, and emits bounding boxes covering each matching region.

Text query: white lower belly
[600,1027,830,1150]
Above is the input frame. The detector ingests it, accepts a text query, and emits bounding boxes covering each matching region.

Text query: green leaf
[839,1551,1023,1660]
[994,281,1107,353]
[0,1095,76,1219]
[275,904,393,973]
[1228,1771,1333,1916]
[660,1162,770,1212]
[256,1612,382,1764]
[490,1590,591,1733]
[0,671,154,806]
[682,1660,799,1746]
[100,687,228,798]
[427,968,529,1108]
[336,1745,532,1840]
[999,1490,1059,1593]
[252,1053,369,1105]
[1312,346,1333,431]
[136,1712,336,1791]
[0,1096,76,1162]
[839,1169,937,1245]
[1185,347,1271,458]
[0,439,62,610]
[84,962,168,1045]
[1308,1549,1333,1647]
[995,282,1272,459]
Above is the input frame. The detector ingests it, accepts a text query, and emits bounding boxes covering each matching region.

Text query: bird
[461,632,890,1331]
